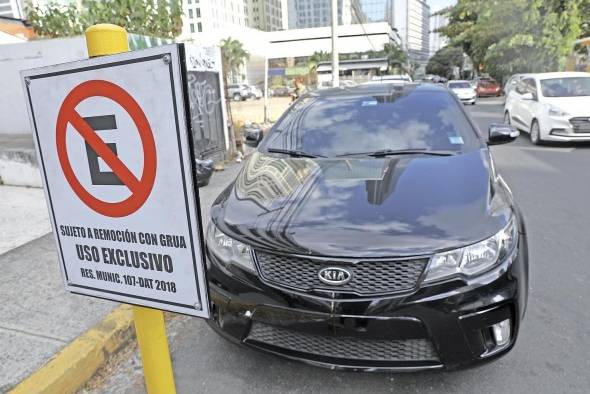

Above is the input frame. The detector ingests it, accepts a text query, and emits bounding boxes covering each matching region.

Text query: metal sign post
[21,24,212,393]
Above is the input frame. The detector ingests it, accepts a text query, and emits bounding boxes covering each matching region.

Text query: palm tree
[382,43,408,73]
[220,37,250,85]
[219,37,249,156]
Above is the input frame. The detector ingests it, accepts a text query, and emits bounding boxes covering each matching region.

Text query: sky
[428,0,457,13]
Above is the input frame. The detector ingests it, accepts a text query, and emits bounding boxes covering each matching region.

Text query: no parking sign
[22,44,210,317]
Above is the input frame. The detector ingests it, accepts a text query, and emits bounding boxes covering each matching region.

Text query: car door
[507,80,526,128]
[519,77,541,129]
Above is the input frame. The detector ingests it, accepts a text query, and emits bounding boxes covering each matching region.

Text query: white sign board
[22,44,210,317]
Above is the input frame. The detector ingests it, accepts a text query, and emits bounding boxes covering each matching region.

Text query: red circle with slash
[56,80,157,217]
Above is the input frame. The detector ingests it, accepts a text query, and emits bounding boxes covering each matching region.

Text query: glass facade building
[358,0,394,26]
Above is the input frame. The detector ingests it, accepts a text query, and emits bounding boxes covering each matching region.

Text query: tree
[382,43,407,71]
[26,0,183,39]
[220,37,250,85]
[307,51,331,71]
[436,0,584,81]
[426,46,464,78]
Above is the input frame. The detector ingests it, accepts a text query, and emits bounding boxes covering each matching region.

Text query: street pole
[263,56,268,123]
[85,24,177,394]
[331,0,339,87]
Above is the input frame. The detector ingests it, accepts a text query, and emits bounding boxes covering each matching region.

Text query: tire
[504,111,511,125]
[232,93,241,101]
[530,119,543,145]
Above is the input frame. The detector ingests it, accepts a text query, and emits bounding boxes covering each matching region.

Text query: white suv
[504,72,590,144]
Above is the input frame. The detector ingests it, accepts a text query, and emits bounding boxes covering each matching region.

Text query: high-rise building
[430,12,448,56]
[181,0,248,37]
[357,0,394,26]
[0,0,23,18]
[287,0,362,29]
[392,0,430,71]
[245,0,286,31]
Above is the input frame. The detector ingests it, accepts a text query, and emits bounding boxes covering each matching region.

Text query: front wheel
[530,119,543,145]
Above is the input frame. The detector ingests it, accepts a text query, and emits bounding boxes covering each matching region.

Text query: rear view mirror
[521,92,534,100]
[244,127,263,147]
[488,123,519,145]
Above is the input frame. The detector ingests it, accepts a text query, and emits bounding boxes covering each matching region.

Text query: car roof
[532,71,590,80]
[306,83,447,99]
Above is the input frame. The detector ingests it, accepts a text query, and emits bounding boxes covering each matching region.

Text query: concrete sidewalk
[0,161,243,392]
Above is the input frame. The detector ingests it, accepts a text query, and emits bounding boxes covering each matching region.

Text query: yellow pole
[84,24,177,394]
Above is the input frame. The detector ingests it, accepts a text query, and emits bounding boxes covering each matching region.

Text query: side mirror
[244,128,263,147]
[521,92,534,100]
[488,123,519,145]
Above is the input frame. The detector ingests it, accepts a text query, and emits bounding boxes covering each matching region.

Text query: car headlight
[548,105,569,117]
[424,217,518,283]
[206,222,255,272]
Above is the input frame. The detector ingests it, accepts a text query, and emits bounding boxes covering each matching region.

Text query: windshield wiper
[267,148,326,158]
[336,148,457,158]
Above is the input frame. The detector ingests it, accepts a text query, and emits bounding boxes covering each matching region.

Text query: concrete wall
[0,36,87,134]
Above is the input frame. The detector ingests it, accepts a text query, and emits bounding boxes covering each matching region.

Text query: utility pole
[331,0,339,87]
[263,56,268,123]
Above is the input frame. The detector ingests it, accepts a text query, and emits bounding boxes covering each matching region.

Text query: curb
[10,305,134,394]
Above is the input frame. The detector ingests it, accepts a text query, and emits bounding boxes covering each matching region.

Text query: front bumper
[205,235,528,372]
[542,116,590,142]
[459,96,476,104]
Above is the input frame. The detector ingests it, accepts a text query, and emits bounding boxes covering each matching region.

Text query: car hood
[543,96,590,116]
[212,151,512,257]
[451,88,475,95]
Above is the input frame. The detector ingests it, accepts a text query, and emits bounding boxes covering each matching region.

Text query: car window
[265,90,481,157]
[522,78,537,94]
[540,77,590,97]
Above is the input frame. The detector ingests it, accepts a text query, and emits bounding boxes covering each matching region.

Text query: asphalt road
[94,98,590,394]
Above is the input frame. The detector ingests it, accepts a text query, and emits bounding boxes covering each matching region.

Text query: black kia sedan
[205,83,528,371]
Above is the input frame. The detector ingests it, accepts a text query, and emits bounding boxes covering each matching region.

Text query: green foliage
[438,0,585,81]
[426,46,464,77]
[220,37,250,83]
[305,42,408,73]
[308,51,331,70]
[26,0,183,39]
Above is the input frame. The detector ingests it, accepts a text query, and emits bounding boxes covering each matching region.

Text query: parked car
[476,79,503,97]
[249,85,262,100]
[504,71,590,144]
[206,83,528,371]
[271,86,293,97]
[227,84,251,101]
[447,80,477,105]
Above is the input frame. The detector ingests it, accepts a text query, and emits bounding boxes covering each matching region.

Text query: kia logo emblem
[318,267,352,285]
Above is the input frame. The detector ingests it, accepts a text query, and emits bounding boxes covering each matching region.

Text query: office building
[0,0,22,18]
[392,0,430,72]
[358,0,394,26]
[181,0,248,37]
[430,12,448,55]
[246,0,287,31]
[287,0,362,29]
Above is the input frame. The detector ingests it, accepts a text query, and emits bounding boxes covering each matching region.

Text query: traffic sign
[22,45,210,317]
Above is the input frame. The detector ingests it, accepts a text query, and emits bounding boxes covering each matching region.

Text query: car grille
[254,250,428,295]
[570,117,590,133]
[247,322,439,362]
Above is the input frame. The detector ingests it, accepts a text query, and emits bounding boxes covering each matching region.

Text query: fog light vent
[491,319,511,346]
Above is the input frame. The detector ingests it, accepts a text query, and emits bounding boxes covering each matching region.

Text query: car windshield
[265,89,480,157]
[449,82,471,89]
[540,77,590,97]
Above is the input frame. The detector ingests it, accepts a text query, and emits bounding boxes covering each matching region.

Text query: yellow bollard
[84,24,177,394]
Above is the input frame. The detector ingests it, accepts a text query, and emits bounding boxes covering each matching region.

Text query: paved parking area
[92,98,590,393]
